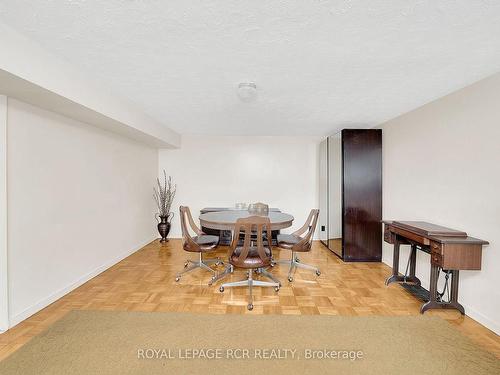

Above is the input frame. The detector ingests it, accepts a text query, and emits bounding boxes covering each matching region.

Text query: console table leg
[385,238,400,285]
[450,270,465,315]
[407,244,421,285]
[421,264,439,314]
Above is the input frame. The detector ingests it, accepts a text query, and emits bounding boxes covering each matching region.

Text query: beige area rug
[0,311,498,375]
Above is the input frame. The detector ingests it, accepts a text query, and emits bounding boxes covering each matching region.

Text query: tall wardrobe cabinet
[319,129,382,261]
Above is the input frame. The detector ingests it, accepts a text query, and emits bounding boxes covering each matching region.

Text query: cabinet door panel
[342,129,382,261]
[318,139,328,246]
[327,133,343,257]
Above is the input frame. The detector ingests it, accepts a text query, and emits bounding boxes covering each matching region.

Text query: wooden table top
[392,221,467,237]
[383,220,488,245]
[199,210,294,230]
[200,207,281,214]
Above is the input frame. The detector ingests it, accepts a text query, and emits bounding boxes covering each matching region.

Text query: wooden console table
[383,221,488,314]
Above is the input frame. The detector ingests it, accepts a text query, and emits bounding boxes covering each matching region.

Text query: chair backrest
[247,202,269,215]
[230,216,273,267]
[179,206,202,252]
[292,209,320,252]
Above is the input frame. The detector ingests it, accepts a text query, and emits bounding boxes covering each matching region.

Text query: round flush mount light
[237,82,257,102]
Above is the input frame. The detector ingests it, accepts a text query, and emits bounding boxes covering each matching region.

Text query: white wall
[6,99,158,327]
[159,136,320,238]
[0,95,8,332]
[379,72,500,334]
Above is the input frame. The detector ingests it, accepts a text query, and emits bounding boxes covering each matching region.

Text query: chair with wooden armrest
[276,209,320,282]
[219,216,280,311]
[175,206,222,283]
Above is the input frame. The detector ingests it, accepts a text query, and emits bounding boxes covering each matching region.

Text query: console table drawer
[431,252,442,266]
[430,241,442,255]
[384,229,394,244]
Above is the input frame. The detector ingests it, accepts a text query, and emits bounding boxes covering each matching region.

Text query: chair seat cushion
[277,234,301,249]
[193,235,219,250]
[230,246,271,268]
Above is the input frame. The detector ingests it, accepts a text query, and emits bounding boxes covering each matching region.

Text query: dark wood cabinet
[319,129,382,262]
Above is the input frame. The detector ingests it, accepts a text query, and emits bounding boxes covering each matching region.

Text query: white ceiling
[1,1,500,136]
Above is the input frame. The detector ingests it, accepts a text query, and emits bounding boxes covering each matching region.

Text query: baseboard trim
[462,305,500,336]
[381,258,500,335]
[7,236,156,330]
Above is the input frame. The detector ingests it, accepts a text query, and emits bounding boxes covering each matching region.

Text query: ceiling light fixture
[237,82,257,102]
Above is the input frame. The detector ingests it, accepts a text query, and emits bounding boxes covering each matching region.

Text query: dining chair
[219,216,280,311]
[238,202,270,245]
[276,209,321,282]
[176,206,222,283]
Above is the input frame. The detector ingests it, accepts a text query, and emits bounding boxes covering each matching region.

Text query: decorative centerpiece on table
[154,171,176,243]
[247,202,269,216]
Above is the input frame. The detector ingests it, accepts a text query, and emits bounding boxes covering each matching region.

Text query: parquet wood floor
[0,239,498,361]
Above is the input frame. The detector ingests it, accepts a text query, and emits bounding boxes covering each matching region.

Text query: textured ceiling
[1,1,500,136]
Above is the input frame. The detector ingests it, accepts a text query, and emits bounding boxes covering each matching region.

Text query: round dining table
[199,210,294,231]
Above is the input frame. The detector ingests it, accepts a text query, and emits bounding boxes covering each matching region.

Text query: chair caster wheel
[316,270,321,276]
[295,258,300,263]
[247,303,253,311]
[274,286,280,292]
[270,263,275,267]
[175,276,180,282]
[219,286,224,293]
[184,262,188,268]
[288,276,293,282]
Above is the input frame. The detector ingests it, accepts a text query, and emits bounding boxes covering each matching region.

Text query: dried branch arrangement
[154,171,176,217]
